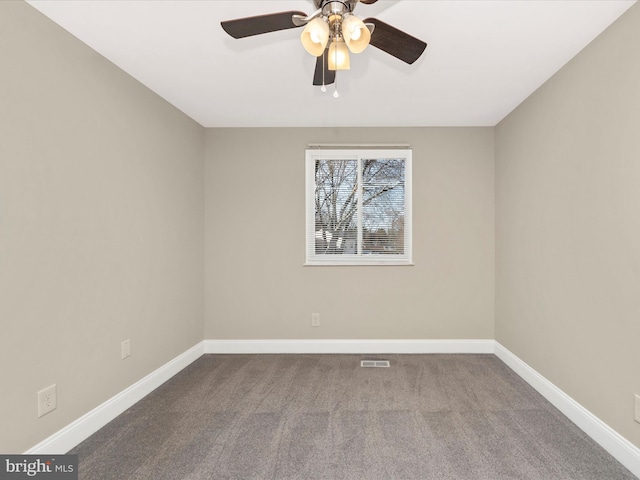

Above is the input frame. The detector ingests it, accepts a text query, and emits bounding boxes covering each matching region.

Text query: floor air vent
[360,360,390,368]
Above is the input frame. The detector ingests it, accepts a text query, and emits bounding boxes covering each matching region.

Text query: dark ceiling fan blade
[313,50,336,86]
[363,17,427,64]
[360,0,379,4]
[221,11,307,39]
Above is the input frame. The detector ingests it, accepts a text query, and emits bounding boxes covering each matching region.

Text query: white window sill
[304,261,415,267]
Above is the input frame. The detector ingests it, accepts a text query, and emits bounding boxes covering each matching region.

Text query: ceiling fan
[221,0,427,90]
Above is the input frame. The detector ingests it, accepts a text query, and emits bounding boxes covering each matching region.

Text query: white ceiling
[26,0,636,128]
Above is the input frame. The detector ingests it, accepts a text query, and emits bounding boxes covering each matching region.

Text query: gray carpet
[69,354,636,479]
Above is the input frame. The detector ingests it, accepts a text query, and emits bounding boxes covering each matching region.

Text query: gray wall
[0,2,205,452]
[496,3,640,448]
[205,128,495,340]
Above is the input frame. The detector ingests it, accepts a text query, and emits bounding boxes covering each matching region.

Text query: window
[305,148,412,266]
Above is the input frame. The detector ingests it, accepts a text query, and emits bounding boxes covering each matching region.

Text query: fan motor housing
[315,0,357,15]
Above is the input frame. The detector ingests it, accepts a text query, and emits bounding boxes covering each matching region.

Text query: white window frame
[305,148,413,266]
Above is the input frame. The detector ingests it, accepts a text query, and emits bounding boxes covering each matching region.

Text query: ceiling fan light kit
[221,0,427,92]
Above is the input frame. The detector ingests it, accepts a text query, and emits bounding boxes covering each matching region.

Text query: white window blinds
[305,149,412,266]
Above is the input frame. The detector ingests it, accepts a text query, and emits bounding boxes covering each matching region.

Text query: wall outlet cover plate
[38,384,57,418]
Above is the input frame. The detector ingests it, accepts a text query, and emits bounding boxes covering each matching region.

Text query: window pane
[361,158,405,255]
[314,159,358,255]
[305,148,411,266]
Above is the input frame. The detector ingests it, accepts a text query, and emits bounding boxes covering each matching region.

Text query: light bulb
[310,31,321,44]
[351,27,361,41]
[321,85,327,93]
[333,90,339,99]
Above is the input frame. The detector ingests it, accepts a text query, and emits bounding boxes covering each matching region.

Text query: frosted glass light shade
[301,18,330,57]
[328,38,350,70]
[342,15,370,54]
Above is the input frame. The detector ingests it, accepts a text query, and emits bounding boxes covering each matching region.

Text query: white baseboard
[494,342,640,479]
[25,341,205,455]
[204,339,495,354]
[24,337,640,480]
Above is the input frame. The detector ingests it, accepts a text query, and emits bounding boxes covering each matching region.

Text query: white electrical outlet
[311,313,320,327]
[37,384,57,418]
[121,339,131,359]
[635,394,640,424]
